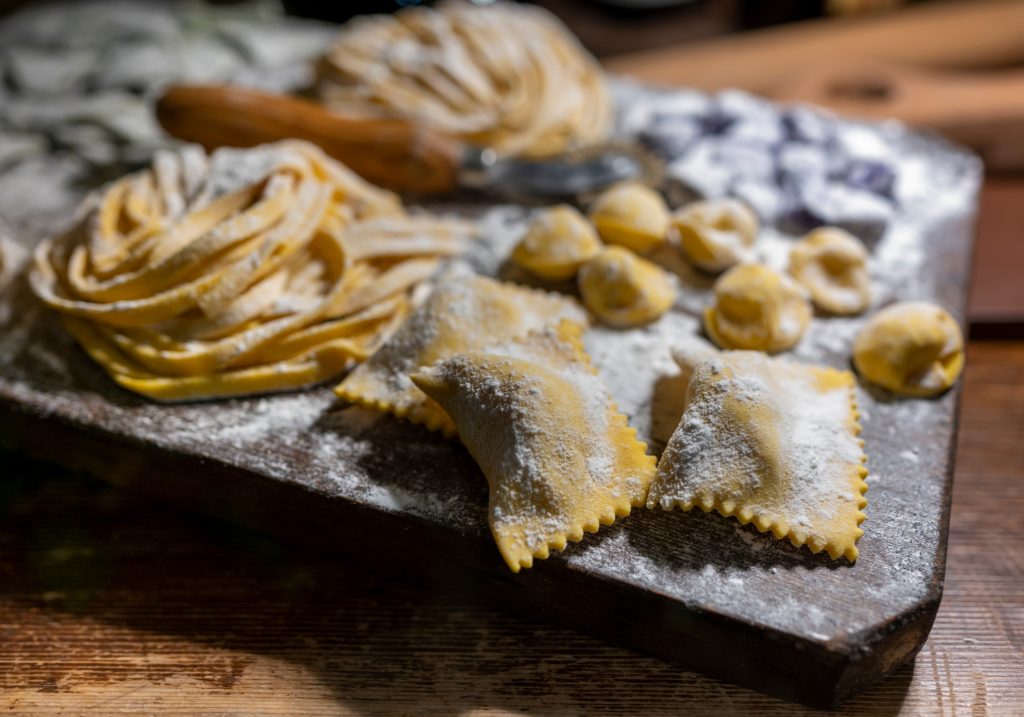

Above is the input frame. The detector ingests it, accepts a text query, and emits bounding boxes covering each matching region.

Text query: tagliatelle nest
[30,140,473,401]
[315,0,612,158]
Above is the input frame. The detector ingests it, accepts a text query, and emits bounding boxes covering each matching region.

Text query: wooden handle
[775,65,1024,172]
[156,85,463,195]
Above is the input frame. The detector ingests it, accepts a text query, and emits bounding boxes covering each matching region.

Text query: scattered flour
[0,79,979,642]
[417,324,636,554]
[652,352,864,536]
[900,449,920,464]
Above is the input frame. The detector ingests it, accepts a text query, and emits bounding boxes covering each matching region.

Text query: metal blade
[459,142,663,202]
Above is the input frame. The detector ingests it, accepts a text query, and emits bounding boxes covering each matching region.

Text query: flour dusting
[0,78,981,642]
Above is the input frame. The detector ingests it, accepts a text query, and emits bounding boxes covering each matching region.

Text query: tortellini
[853,301,964,397]
[649,350,868,562]
[789,227,871,315]
[704,264,812,353]
[411,321,655,572]
[511,205,602,281]
[671,198,759,273]
[578,246,677,327]
[588,183,670,253]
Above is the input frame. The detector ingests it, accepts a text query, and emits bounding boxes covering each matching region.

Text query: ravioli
[670,336,720,410]
[650,351,868,562]
[853,301,964,397]
[704,263,812,353]
[412,321,656,572]
[335,270,586,435]
[511,204,602,281]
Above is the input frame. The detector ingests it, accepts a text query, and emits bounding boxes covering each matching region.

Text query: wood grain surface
[0,2,1019,712]
[1,340,1020,716]
[0,77,981,706]
[970,178,1024,328]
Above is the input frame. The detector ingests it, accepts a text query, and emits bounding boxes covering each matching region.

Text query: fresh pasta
[651,350,868,562]
[852,301,964,397]
[315,1,612,158]
[704,264,812,353]
[511,205,601,282]
[588,183,670,254]
[672,198,759,273]
[578,246,676,327]
[30,140,473,401]
[412,321,655,572]
[335,268,585,436]
[789,227,871,316]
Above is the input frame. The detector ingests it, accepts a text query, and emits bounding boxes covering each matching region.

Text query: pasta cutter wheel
[157,85,663,202]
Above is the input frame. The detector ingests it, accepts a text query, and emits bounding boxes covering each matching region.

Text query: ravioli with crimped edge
[30,140,472,401]
[412,321,656,572]
[335,269,586,436]
[650,350,868,562]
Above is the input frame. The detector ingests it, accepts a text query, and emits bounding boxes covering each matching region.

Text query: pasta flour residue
[655,352,865,540]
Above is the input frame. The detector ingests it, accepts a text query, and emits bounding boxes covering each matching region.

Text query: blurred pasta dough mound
[315,0,612,158]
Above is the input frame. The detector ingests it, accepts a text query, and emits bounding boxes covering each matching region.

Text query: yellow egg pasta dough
[316,1,611,158]
[789,227,871,316]
[511,205,602,281]
[335,269,586,436]
[650,351,868,562]
[704,263,812,353]
[853,301,964,397]
[30,140,472,401]
[412,321,656,571]
[588,183,670,254]
[672,198,759,273]
[578,246,676,327]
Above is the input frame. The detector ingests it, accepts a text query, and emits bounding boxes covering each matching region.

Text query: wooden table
[3,41,1024,717]
[1,341,1022,715]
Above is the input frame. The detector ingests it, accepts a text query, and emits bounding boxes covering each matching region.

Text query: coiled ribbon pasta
[30,140,472,401]
[315,0,612,158]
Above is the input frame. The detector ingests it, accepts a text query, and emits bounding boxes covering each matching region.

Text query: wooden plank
[605,0,1024,94]
[0,96,982,707]
[968,179,1024,332]
[0,341,1020,715]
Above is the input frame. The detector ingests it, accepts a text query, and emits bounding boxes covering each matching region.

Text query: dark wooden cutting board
[0,90,981,707]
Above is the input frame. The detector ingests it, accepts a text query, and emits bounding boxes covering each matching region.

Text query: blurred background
[0,0,940,58]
